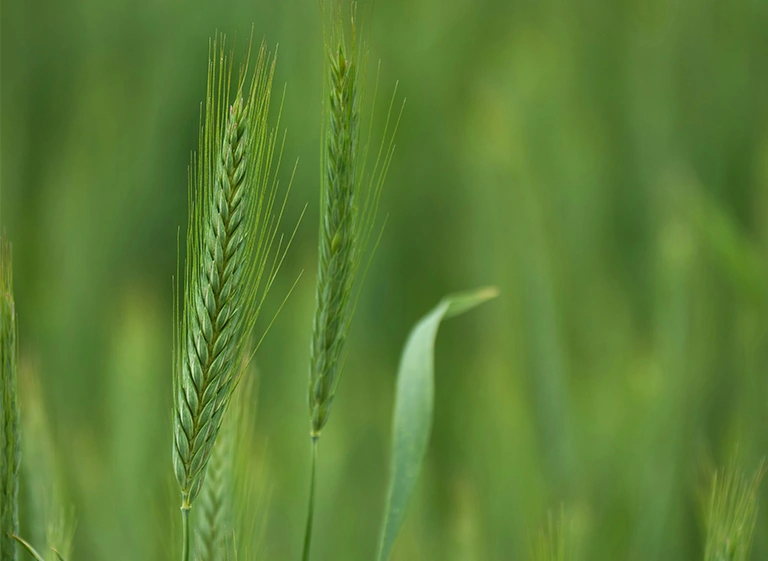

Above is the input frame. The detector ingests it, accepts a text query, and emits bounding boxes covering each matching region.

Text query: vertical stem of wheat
[301,438,318,561]
[1,238,19,561]
[181,506,190,561]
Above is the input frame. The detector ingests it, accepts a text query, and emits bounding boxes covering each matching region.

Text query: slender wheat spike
[173,33,295,560]
[308,33,360,437]
[309,0,402,439]
[1,236,20,561]
[303,4,403,560]
[703,460,765,561]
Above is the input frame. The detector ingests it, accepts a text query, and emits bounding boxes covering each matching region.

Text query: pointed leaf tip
[443,286,499,318]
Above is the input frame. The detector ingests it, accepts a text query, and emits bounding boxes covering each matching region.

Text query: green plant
[0,241,74,561]
[307,7,363,442]
[0,240,73,561]
[172,34,297,561]
[1,236,20,561]
[6,9,503,561]
[193,355,265,561]
[302,3,402,559]
[376,288,498,561]
[703,460,765,561]
[19,364,76,561]
[194,407,233,561]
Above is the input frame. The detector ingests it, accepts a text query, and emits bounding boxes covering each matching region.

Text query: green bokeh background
[3,0,768,559]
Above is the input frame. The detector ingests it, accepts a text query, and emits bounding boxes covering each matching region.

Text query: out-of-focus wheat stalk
[1,236,20,561]
[194,360,269,561]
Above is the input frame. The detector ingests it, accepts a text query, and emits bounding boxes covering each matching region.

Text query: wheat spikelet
[173,32,291,520]
[0,236,20,561]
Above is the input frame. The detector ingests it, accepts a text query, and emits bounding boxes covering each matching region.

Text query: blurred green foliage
[2,0,768,559]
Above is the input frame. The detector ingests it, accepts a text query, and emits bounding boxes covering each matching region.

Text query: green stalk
[301,438,318,561]
[181,507,190,561]
[304,26,359,561]
[303,3,401,558]
[1,237,19,561]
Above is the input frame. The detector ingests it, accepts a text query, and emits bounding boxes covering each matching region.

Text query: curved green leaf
[376,287,498,561]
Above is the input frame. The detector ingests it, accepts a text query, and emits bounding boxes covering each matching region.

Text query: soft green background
[2,0,768,559]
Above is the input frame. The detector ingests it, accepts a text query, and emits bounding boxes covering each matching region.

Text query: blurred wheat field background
[2,0,768,559]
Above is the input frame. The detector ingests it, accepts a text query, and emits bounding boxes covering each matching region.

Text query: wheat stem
[301,438,318,561]
[181,507,190,561]
[1,237,19,561]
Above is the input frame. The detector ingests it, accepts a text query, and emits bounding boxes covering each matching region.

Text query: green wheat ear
[173,32,299,560]
[303,3,403,560]
[703,459,765,561]
[1,236,20,561]
[309,0,403,440]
